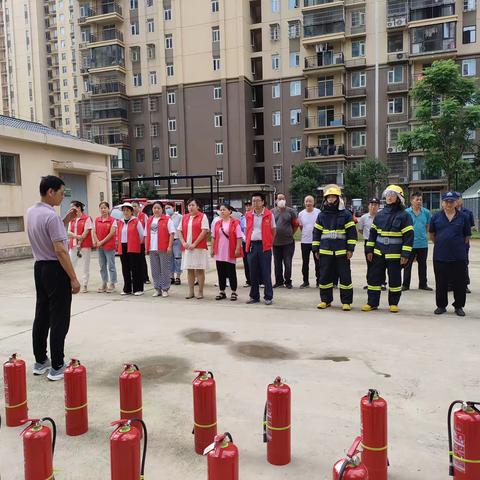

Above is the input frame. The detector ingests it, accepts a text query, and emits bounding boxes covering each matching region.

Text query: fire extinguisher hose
[262,403,267,443]
[131,418,147,479]
[338,459,350,480]
[41,417,57,457]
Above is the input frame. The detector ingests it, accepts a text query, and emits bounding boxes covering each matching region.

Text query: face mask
[165,208,174,216]
[277,200,286,208]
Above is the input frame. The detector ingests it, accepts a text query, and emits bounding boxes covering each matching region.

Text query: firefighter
[312,185,357,311]
[362,185,414,313]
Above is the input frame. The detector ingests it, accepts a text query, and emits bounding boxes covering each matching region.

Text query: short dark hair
[252,192,265,202]
[39,175,65,196]
[187,197,202,209]
[71,200,85,212]
[218,203,232,211]
[99,201,110,209]
[411,191,422,199]
[152,201,164,209]
[165,203,174,208]
[276,192,284,199]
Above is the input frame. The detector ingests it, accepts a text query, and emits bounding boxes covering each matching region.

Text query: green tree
[343,157,390,201]
[397,59,480,190]
[134,182,157,199]
[289,162,324,203]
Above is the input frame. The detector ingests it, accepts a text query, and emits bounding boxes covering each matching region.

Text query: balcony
[305,144,345,158]
[346,23,366,37]
[388,52,409,63]
[304,84,345,103]
[93,133,129,145]
[347,147,367,157]
[90,81,126,95]
[304,52,344,73]
[346,116,366,127]
[345,57,366,68]
[304,21,345,40]
[80,29,124,48]
[303,0,341,8]
[87,59,126,73]
[305,114,345,131]
[79,3,123,25]
[409,0,455,22]
[387,80,408,93]
[346,85,366,97]
[410,38,456,57]
[386,0,408,28]
[92,108,128,121]
[111,158,131,171]
[345,0,366,6]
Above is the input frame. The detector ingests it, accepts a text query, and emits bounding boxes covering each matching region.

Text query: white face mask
[277,199,286,208]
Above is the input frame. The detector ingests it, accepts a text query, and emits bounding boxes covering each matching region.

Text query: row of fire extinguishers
[4,353,480,480]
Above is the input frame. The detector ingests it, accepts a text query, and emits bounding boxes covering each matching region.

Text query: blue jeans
[247,242,273,301]
[171,238,182,275]
[98,248,117,284]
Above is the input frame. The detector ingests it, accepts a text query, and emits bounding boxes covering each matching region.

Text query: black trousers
[242,241,250,284]
[273,242,295,286]
[301,243,320,285]
[216,261,238,291]
[121,244,144,293]
[318,255,353,304]
[402,247,428,288]
[367,254,402,307]
[434,260,467,309]
[33,261,72,370]
[140,243,149,282]
[248,242,273,301]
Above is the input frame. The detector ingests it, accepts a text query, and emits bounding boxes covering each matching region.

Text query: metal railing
[90,81,126,95]
[306,114,345,128]
[304,0,336,6]
[411,38,456,55]
[111,158,131,170]
[305,144,345,157]
[305,83,345,99]
[305,52,344,69]
[304,21,345,38]
[93,133,129,145]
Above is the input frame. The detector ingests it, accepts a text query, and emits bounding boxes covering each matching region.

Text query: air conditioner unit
[396,52,407,60]
[395,17,406,27]
[398,176,408,184]
[387,146,398,153]
[387,20,395,28]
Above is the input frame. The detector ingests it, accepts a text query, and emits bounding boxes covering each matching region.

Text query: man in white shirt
[298,195,320,288]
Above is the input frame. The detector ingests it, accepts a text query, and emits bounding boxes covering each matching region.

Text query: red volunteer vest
[213,218,242,259]
[245,208,274,252]
[95,216,116,251]
[69,214,93,249]
[116,218,142,254]
[145,215,171,253]
[181,213,208,250]
[137,211,148,244]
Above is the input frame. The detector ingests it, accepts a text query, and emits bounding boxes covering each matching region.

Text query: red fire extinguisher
[360,389,388,480]
[204,432,239,480]
[192,370,217,455]
[119,364,143,435]
[64,358,88,436]
[333,436,369,480]
[3,353,28,427]
[263,376,291,466]
[448,400,480,479]
[21,417,56,480]
[110,418,147,480]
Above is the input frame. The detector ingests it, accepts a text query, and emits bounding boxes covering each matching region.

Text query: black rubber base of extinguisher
[132,418,147,477]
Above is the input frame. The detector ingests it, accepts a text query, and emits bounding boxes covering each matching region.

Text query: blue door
[60,173,88,217]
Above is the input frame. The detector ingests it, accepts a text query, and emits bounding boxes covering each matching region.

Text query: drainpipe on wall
[374,0,379,159]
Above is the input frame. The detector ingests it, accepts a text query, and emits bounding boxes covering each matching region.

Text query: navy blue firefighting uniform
[312,204,357,304]
[365,203,414,307]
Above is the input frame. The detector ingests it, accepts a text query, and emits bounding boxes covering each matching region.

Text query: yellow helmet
[385,184,404,197]
[324,184,342,197]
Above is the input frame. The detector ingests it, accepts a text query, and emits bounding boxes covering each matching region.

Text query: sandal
[215,292,227,301]
[175,278,181,285]
[185,294,195,299]
[196,295,204,300]
[230,292,238,301]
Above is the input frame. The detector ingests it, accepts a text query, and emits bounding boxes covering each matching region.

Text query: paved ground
[0,242,479,479]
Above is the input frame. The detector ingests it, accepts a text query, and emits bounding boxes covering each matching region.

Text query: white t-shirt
[298,208,320,244]
[149,217,176,251]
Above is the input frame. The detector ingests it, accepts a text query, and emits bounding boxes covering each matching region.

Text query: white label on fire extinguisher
[453,431,466,473]
[203,442,216,456]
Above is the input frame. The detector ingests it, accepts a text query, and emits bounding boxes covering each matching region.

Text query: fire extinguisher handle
[367,389,379,403]
[132,418,147,478]
[41,417,57,457]
[347,435,362,458]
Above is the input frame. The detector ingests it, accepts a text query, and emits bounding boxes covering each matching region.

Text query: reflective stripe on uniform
[319,283,334,289]
[376,229,402,237]
[402,245,413,251]
[314,223,323,230]
[366,241,375,247]
[347,239,357,245]
[344,221,356,229]
[401,225,414,234]
[335,249,347,255]
[368,285,381,291]
[339,283,353,290]
[323,229,346,234]
[385,253,401,259]
[312,241,320,246]
[374,248,382,256]
[319,249,334,255]
[389,286,402,292]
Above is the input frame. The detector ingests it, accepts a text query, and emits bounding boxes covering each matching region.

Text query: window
[62,66,67,73]
[147,18,154,33]
[272,83,280,98]
[288,21,300,39]
[388,65,403,84]
[149,71,157,85]
[0,217,24,233]
[63,92,69,99]
[0,153,20,184]
[170,171,178,184]
[213,86,222,99]
[151,123,159,137]
[216,169,224,183]
[351,71,366,88]
[351,10,365,27]
[166,63,174,76]
[132,99,143,113]
[464,0,476,12]
[149,97,157,111]
[271,0,280,13]
[152,147,160,161]
[271,54,280,70]
[214,113,223,127]
[351,131,366,148]
[462,59,476,76]
[352,39,365,57]
[290,80,301,96]
[270,23,280,40]
[165,34,173,49]
[167,91,176,104]
[388,125,408,149]
[463,26,476,44]
[146,0,154,7]
[131,21,139,35]
[169,145,177,158]
[289,52,300,68]
[211,0,219,13]
[388,97,404,114]
[351,101,366,118]
[273,139,281,154]
[273,165,282,182]
[290,109,301,125]
[168,118,177,131]
[213,56,220,71]
[64,105,69,112]
[212,26,220,43]
[136,149,145,163]
[272,111,281,126]
[164,8,172,20]
[63,79,68,87]
[291,137,301,152]
[288,0,299,8]
[388,32,404,53]
[131,47,140,63]
[135,125,144,138]
[130,0,138,8]
[147,44,156,59]
[215,142,224,155]
[133,73,142,87]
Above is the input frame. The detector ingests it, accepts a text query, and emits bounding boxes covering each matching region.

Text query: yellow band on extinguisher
[65,402,88,411]
[361,442,388,452]
[46,474,54,480]
[263,421,291,431]
[5,399,27,409]
[194,421,217,429]
[120,405,143,414]
[449,451,480,464]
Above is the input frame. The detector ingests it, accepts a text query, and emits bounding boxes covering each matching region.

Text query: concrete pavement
[0,242,479,479]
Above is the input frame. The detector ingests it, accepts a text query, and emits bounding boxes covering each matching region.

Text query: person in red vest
[146,201,175,297]
[92,201,117,293]
[117,202,145,296]
[210,204,243,301]
[245,192,276,305]
[177,198,210,299]
[67,200,93,293]
[132,200,150,285]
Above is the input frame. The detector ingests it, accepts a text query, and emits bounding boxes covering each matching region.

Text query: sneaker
[273,283,284,288]
[33,358,51,376]
[134,291,144,296]
[106,283,115,293]
[162,290,169,298]
[361,304,377,312]
[299,283,310,289]
[466,287,471,294]
[171,277,175,285]
[434,307,447,315]
[145,280,151,285]
[120,291,131,296]
[419,286,433,291]
[97,283,107,293]
[152,290,161,297]
[246,298,260,304]
[285,284,293,290]
[47,364,66,381]
[455,308,466,317]
[342,304,351,311]
[175,278,181,285]
[401,286,409,291]
[316,302,331,310]
[264,299,273,305]
[389,305,399,313]
[81,286,88,293]
[243,283,251,288]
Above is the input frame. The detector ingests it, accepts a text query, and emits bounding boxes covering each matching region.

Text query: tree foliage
[289,162,324,203]
[134,182,157,199]
[343,157,390,201]
[397,60,480,190]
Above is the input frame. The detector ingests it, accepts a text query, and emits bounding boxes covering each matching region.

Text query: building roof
[462,178,480,199]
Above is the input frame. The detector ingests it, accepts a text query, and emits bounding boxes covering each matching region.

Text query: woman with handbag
[210,204,243,301]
